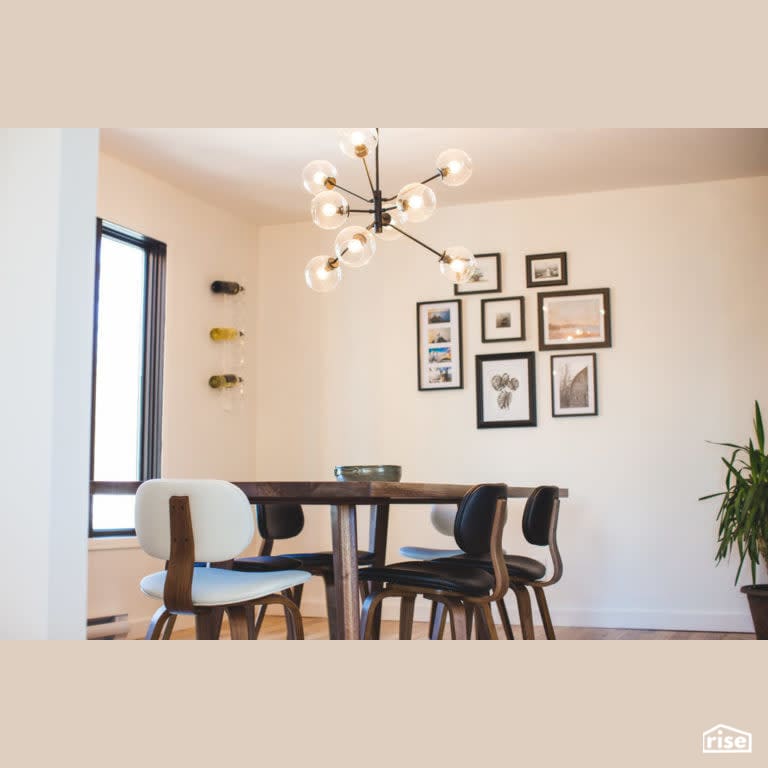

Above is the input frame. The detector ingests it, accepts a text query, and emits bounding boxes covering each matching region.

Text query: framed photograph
[551,353,598,417]
[481,296,525,343]
[537,288,612,351]
[454,252,502,295]
[526,251,568,287]
[475,352,537,428]
[417,299,463,390]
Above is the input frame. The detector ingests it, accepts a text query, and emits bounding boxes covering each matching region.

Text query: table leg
[367,503,390,640]
[331,503,360,640]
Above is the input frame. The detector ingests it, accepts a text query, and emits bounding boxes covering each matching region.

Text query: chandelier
[302,129,475,292]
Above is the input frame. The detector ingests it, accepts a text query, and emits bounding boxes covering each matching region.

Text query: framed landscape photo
[526,251,567,287]
[417,299,463,390]
[454,252,501,295]
[475,351,537,428]
[481,296,525,342]
[551,353,598,417]
[537,288,611,351]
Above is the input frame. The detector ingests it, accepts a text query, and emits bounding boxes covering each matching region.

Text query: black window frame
[88,218,166,537]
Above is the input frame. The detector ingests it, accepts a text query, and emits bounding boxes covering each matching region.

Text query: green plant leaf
[756,401,765,454]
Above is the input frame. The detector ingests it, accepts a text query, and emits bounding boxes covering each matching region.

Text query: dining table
[232,481,569,640]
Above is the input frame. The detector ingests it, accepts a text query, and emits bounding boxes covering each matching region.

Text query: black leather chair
[234,503,376,639]
[435,485,562,639]
[358,484,509,640]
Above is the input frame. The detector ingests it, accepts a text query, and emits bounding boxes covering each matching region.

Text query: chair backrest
[430,504,458,537]
[256,503,305,540]
[453,484,508,555]
[522,486,560,546]
[135,479,254,562]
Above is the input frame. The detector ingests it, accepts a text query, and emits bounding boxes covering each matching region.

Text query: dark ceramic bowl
[334,465,402,482]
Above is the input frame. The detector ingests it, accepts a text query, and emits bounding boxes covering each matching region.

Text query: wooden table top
[91,480,568,504]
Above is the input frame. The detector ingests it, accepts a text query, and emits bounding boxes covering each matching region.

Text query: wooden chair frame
[359,497,509,640]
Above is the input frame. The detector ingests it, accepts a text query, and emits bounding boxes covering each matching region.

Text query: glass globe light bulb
[436,148,473,187]
[439,246,476,284]
[310,190,349,230]
[305,255,342,292]
[302,160,337,194]
[334,226,376,268]
[375,209,408,241]
[396,182,436,223]
[338,128,378,159]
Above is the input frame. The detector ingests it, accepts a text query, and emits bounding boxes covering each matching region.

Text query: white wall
[90,153,262,635]
[0,129,99,639]
[254,176,768,631]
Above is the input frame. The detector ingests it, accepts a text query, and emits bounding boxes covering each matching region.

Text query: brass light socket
[324,176,337,190]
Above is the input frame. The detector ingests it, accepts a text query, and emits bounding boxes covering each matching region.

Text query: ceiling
[99,129,768,226]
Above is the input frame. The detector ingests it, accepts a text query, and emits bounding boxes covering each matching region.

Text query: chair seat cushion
[399,546,465,561]
[360,561,495,596]
[437,553,547,582]
[140,566,312,607]
[277,550,376,571]
[232,555,304,572]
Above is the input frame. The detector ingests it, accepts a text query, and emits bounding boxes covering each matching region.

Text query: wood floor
[166,615,755,640]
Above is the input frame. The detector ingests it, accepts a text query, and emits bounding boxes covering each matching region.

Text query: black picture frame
[526,251,568,288]
[481,296,525,343]
[475,351,537,428]
[551,353,598,417]
[537,287,612,351]
[454,252,502,295]
[416,299,463,391]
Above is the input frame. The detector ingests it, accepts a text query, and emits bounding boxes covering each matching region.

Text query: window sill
[88,536,140,552]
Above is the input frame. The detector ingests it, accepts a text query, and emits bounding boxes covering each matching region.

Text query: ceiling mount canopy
[302,129,474,292]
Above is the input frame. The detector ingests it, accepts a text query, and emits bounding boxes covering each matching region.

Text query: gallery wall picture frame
[454,252,502,295]
[475,351,537,428]
[526,251,568,288]
[481,296,525,343]
[416,298,463,391]
[537,287,612,351]
[551,353,598,417]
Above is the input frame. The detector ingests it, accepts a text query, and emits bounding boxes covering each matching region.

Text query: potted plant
[700,401,768,639]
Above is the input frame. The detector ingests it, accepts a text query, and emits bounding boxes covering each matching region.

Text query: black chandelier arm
[375,128,380,191]
[389,225,445,259]
[349,207,376,214]
[420,171,443,185]
[361,157,376,195]
[331,181,372,204]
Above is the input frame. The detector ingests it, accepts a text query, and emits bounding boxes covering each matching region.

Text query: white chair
[135,479,312,639]
[398,504,464,560]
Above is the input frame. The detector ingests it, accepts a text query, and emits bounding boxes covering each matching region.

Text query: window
[89,219,166,536]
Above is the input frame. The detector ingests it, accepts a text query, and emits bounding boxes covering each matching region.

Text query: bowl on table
[334,465,402,482]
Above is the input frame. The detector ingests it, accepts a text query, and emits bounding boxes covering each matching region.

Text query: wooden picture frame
[475,351,537,428]
[454,252,502,295]
[416,299,463,390]
[551,353,598,417]
[526,251,568,288]
[537,288,612,351]
[481,296,525,343]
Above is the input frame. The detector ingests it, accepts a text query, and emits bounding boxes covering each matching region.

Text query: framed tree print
[481,296,525,342]
[537,288,612,351]
[526,251,567,287]
[551,353,598,417]
[475,351,537,428]
[417,299,463,390]
[454,253,502,295]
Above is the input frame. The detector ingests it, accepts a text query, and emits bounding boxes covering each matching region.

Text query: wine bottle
[210,280,245,294]
[209,374,244,389]
[209,327,244,341]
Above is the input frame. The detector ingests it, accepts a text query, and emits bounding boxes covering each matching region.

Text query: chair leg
[225,606,253,639]
[511,584,535,640]
[195,611,219,639]
[360,590,387,639]
[253,604,268,638]
[465,604,475,639]
[161,613,177,639]
[281,588,298,639]
[443,599,468,639]
[399,595,416,639]
[321,571,339,640]
[533,585,556,639]
[280,596,305,640]
[429,600,447,640]
[146,606,174,640]
[496,598,515,640]
[476,603,498,640]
